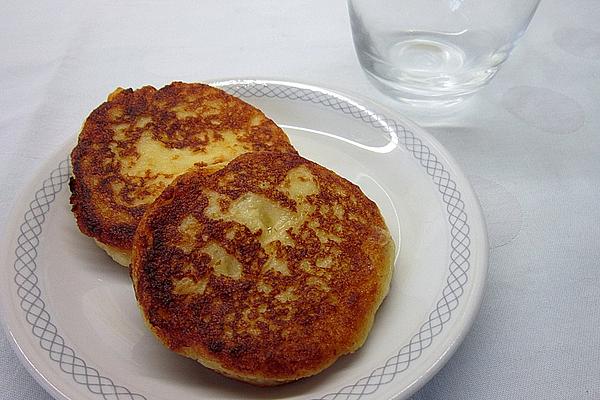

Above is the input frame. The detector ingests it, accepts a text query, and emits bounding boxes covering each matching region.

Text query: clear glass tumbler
[348,0,541,107]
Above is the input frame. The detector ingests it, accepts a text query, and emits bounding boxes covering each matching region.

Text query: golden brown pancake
[131,151,395,385]
[69,82,297,266]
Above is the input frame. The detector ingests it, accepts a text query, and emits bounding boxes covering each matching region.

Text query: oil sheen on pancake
[131,152,395,385]
[70,82,297,266]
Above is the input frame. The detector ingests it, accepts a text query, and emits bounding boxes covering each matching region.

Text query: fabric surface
[1,0,599,399]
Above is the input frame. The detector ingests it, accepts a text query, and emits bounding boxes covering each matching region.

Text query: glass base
[355,31,505,109]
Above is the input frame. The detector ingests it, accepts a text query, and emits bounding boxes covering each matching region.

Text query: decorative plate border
[10,81,471,400]
[13,159,147,400]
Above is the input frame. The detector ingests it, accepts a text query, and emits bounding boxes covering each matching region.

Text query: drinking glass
[348,0,541,107]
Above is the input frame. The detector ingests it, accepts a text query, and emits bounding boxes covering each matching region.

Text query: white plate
[0,80,487,400]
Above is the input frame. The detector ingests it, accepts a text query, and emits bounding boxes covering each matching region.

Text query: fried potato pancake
[70,82,297,266]
[131,151,395,385]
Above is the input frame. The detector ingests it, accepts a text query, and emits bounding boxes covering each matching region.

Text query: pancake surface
[70,82,296,266]
[131,152,395,385]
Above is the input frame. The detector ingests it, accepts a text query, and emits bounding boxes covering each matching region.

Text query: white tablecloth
[1,1,599,399]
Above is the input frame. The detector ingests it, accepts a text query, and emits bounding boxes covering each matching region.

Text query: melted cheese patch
[205,165,320,247]
[275,288,299,303]
[173,277,208,295]
[177,215,202,254]
[307,276,330,292]
[202,242,242,279]
[112,130,253,180]
[278,165,319,201]
[262,256,290,275]
[316,256,333,269]
[257,282,273,294]
[116,132,199,176]
[205,191,301,248]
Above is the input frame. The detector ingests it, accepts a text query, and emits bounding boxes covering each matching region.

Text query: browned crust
[70,82,297,252]
[131,152,394,384]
